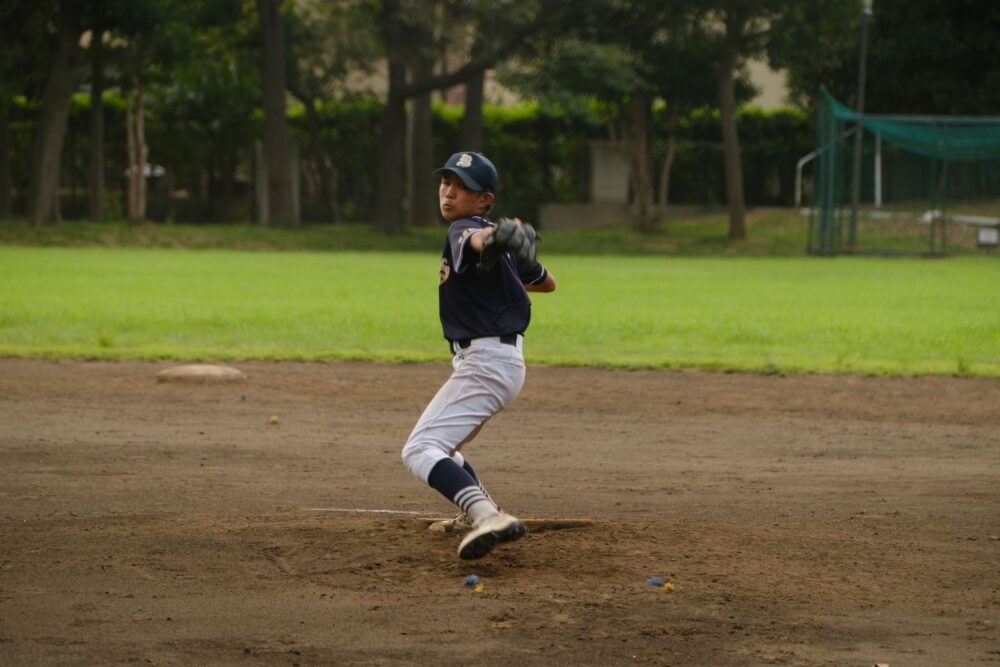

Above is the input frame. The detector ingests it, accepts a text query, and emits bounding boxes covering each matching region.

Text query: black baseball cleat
[457,512,527,560]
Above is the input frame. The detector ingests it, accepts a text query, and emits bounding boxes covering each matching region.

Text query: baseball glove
[477,217,539,274]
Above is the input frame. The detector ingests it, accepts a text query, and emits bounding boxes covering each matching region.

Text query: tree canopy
[4,0,998,231]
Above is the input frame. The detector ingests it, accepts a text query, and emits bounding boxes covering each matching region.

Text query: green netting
[810,87,1000,256]
[823,92,1000,161]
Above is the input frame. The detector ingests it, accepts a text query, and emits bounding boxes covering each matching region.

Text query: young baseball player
[402,151,556,560]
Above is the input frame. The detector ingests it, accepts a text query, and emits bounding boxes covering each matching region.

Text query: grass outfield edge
[1,349,995,380]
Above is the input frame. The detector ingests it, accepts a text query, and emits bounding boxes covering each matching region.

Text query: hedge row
[4,95,812,223]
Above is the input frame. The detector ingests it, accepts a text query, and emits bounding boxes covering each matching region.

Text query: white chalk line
[306,507,435,515]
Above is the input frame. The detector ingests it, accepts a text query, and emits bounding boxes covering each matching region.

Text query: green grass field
[1,245,997,376]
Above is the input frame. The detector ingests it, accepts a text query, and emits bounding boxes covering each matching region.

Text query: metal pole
[795,149,819,209]
[848,0,873,250]
[929,160,937,256]
[941,160,949,255]
[874,132,882,207]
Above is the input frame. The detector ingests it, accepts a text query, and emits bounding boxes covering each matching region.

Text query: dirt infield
[1,359,998,666]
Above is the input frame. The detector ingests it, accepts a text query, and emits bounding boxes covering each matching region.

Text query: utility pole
[848,0,873,251]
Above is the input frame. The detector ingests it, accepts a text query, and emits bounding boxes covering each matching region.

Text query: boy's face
[439,172,494,222]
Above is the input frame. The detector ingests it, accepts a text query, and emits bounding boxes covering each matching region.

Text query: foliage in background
[857,1,1000,115]
[3,95,813,225]
[770,0,1000,115]
[767,0,859,111]
[7,0,1000,229]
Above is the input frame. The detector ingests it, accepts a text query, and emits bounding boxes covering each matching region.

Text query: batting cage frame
[809,87,1000,256]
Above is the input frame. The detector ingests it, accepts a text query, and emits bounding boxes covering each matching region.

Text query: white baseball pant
[402,336,525,483]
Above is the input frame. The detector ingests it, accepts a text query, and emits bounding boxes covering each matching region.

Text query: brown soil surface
[1,359,998,666]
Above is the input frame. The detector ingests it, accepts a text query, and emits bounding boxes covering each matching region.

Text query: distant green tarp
[822,87,1000,161]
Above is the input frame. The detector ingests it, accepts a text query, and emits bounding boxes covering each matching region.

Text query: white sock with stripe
[426,458,499,523]
[453,485,499,523]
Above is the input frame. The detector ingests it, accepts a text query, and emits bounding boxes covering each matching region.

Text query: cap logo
[457,153,473,168]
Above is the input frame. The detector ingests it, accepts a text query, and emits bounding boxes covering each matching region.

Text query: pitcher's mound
[156,364,246,384]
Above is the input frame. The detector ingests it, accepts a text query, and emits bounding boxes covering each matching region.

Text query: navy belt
[452,334,519,351]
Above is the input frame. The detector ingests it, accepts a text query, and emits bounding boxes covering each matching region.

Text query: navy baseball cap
[434,152,499,192]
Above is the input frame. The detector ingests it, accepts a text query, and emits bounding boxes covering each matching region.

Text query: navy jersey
[438,215,549,342]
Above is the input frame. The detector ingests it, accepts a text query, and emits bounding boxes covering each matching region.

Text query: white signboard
[977,227,999,247]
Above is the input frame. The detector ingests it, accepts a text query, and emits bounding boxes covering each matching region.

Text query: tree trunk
[218,153,236,221]
[375,75,406,231]
[624,99,657,233]
[375,0,406,231]
[657,107,679,213]
[257,0,298,226]
[718,19,747,240]
[220,154,234,199]
[408,54,437,227]
[303,100,340,222]
[461,17,496,152]
[0,102,10,219]
[88,28,106,221]
[125,87,147,222]
[26,12,81,226]
[460,70,485,151]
